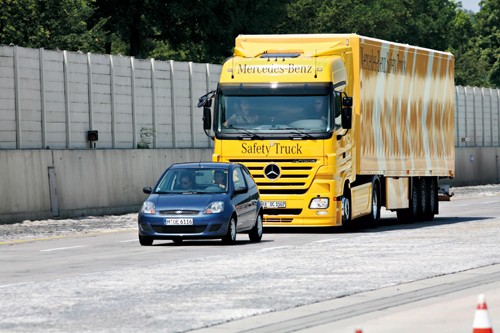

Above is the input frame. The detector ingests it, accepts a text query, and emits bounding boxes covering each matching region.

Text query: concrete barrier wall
[0,45,219,150]
[0,149,213,223]
[0,147,497,224]
[446,147,500,186]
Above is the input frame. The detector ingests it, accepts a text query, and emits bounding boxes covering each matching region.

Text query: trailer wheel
[423,177,437,221]
[397,177,422,223]
[366,180,381,224]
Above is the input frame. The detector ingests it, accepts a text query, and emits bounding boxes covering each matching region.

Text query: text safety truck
[198,34,455,227]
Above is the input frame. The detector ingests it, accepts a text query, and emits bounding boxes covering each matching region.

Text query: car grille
[152,226,206,233]
[158,210,200,215]
[228,158,317,195]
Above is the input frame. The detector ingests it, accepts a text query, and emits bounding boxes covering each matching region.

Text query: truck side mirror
[203,107,212,130]
[342,96,353,107]
[341,95,353,130]
[342,107,352,130]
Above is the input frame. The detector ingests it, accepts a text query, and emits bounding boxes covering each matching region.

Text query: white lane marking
[119,239,138,243]
[312,239,337,244]
[257,246,291,252]
[40,245,86,252]
[0,282,28,289]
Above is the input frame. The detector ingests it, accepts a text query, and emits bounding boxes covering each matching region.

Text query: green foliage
[0,0,498,87]
[0,0,107,52]
[474,0,500,87]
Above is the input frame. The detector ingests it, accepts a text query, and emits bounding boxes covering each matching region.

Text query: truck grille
[229,159,318,195]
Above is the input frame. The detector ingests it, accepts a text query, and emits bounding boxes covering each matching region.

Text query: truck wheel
[423,177,437,221]
[341,188,352,228]
[367,180,381,224]
[418,177,429,221]
[397,177,421,223]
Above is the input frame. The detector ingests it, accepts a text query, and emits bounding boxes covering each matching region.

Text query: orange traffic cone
[473,294,494,333]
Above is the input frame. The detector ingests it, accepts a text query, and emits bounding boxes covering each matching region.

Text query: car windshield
[154,168,229,194]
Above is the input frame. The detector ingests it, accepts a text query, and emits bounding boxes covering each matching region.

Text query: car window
[241,165,256,189]
[232,167,247,191]
[154,168,229,193]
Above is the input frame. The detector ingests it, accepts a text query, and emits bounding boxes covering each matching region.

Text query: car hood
[148,193,225,209]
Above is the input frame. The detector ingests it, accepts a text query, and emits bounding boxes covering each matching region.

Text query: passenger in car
[213,170,227,189]
[180,173,194,190]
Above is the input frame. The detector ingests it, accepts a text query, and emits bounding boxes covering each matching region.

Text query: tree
[150,0,290,63]
[0,0,107,53]
[474,0,500,87]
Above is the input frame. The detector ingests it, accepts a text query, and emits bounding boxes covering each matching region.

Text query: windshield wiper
[226,125,263,139]
[283,127,315,139]
[153,191,172,194]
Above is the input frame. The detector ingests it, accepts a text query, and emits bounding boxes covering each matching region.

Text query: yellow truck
[198,34,455,227]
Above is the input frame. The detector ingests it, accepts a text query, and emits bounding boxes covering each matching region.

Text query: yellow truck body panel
[209,34,455,227]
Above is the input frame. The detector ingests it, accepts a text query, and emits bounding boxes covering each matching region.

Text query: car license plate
[165,218,193,225]
[262,201,286,209]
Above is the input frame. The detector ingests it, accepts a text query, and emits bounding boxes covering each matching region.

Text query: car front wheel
[249,214,263,242]
[222,216,237,245]
[139,234,154,246]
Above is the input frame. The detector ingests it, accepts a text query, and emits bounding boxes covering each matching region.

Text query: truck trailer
[198,34,455,227]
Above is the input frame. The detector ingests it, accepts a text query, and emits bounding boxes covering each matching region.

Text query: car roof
[169,162,235,170]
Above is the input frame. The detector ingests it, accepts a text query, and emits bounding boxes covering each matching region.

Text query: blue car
[138,162,263,245]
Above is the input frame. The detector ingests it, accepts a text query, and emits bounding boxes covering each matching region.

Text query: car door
[231,167,253,230]
[241,165,260,223]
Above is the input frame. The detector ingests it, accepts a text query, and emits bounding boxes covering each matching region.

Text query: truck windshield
[215,83,338,137]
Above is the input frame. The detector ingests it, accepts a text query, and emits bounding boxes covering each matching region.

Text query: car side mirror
[143,187,152,194]
[234,185,248,194]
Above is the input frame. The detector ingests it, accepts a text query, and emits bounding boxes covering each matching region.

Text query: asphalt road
[1,193,499,332]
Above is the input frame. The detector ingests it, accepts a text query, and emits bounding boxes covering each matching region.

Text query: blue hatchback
[138,162,263,245]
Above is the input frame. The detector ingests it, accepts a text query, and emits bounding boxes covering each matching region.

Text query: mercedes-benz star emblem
[264,163,281,180]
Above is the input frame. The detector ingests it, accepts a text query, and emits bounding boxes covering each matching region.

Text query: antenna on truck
[314,49,318,78]
[231,57,235,79]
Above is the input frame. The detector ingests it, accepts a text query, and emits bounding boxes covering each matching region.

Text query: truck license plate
[165,218,193,225]
[262,201,286,209]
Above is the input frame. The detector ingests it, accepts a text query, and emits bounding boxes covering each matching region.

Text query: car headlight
[141,201,156,214]
[309,197,329,209]
[204,201,224,214]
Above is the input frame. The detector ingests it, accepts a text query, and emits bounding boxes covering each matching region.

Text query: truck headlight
[309,197,329,209]
[204,201,224,214]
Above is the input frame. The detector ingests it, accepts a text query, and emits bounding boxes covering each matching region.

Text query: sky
[460,0,480,12]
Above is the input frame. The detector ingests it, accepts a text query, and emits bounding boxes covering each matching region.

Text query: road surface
[0,188,499,332]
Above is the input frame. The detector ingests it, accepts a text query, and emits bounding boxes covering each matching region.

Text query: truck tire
[417,176,428,221]
[397,177,422,223]
[341,187,352,229]
[423,177,437,221]
[368,179,381,224]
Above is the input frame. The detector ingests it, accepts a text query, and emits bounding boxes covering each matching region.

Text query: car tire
[172,237,183,244]
[139,234,154,246]
[222,216,237,245]
[249,214,263,242]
